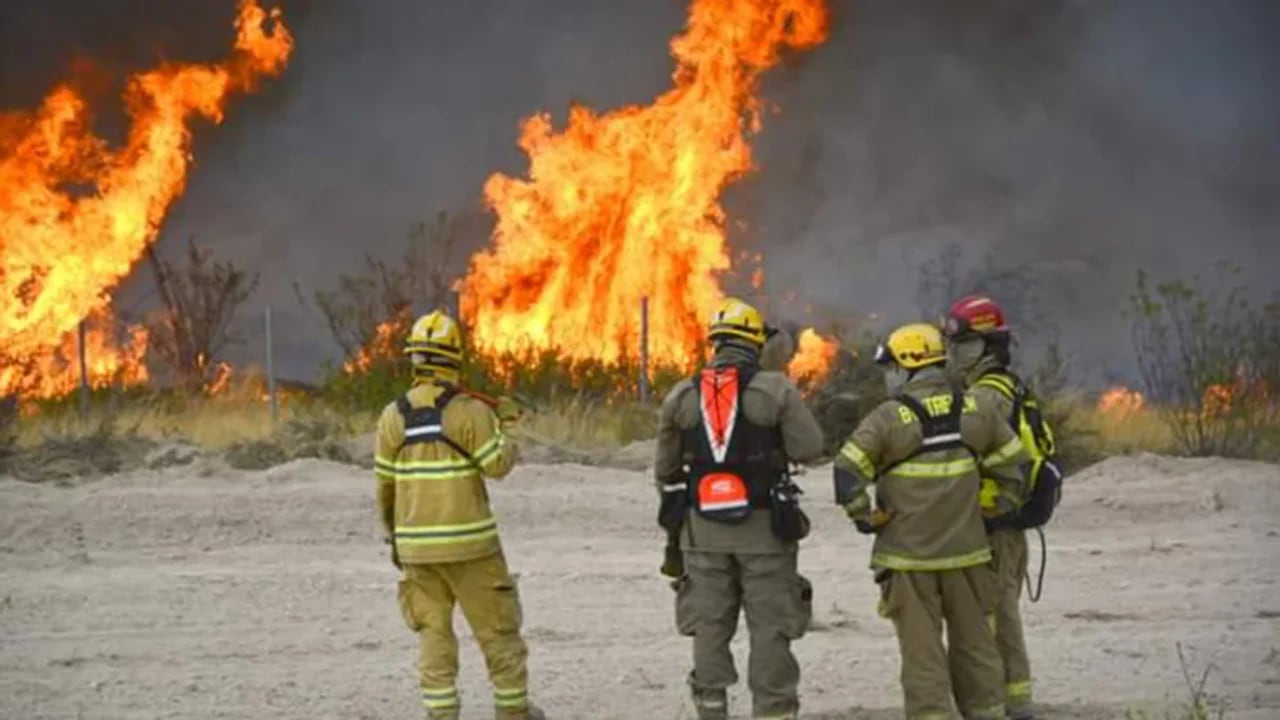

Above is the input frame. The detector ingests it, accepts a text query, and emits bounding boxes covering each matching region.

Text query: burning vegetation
[0,0,293,399]
[459,0,830,370]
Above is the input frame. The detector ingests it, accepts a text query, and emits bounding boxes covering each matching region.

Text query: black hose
[1026,526,1047,603]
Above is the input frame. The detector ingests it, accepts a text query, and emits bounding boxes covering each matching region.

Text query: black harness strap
[878,389,974,476]
[395,387,480,470]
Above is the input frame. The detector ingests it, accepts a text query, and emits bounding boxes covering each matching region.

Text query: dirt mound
[2,428,157,485]
[224,418,354,471]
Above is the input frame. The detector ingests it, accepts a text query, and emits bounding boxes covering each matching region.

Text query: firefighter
[373,310,545,720]
[944,295,1061,720]
[833,323,1029,720]
[654,297,825,720]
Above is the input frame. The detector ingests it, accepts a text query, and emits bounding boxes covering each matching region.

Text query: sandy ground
[2,451,1278,720]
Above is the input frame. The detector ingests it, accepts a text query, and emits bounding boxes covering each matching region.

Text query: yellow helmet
[874,323,947,370]
[707,297,767,347]
[404,310,464,367]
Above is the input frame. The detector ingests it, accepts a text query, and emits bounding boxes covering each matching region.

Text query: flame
[787,327,837,384]
[459,0,829,369]
[1097,385,1146,418]
[204,361,234,396]
[0,0,293,398]
[1201,376,1270,418]
[0,309,148,401]
[343,320,401,375]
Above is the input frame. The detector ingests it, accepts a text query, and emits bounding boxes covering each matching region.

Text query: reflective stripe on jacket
[833,367,1028,571]
[375,382,518,564]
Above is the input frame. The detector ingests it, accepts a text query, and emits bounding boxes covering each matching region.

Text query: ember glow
[1097,386,1147,418]
[0,0,293,398]
[460,0,829,369]
[787,328,838,385]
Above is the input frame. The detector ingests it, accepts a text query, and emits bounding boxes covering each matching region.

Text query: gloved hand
[843,494,871,529]
[660,543,684,578]
[495,395,523,426]
[856,509,895,535]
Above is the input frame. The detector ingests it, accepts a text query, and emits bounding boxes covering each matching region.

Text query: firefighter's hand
[660,544,684,579]
[842,495,870,521]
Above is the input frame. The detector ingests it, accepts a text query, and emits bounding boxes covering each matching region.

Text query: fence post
[639,296,651,404]
[264,306,278,425]
[77,320,89,419]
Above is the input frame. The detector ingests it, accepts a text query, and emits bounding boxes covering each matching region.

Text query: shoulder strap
[976,370,1017,400]
[879,390,972,477]
[896,391,965,449]
[977,370,1024,427]
[395,387,478,468]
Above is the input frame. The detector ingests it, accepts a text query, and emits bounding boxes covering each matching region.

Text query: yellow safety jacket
[374,381,518,564]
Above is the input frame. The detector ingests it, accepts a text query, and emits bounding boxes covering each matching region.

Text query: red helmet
[943,295,1009,339]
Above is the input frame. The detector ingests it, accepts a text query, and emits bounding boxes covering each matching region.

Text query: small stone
[1201,489,1225,512]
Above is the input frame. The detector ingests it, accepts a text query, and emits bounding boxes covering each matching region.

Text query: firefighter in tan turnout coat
[655,298,825,720]
[945,295,1065,720]
[834,323,1029,720]
[374,310,545,720]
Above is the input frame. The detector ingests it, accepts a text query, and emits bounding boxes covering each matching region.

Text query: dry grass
[12,381,1249,477]
[508,396,657,451]
[14,385,376,453]
[1054,390,1179,460]
[11,384,653,459]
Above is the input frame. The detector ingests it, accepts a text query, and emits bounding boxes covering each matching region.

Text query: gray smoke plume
[3,0,1277,385]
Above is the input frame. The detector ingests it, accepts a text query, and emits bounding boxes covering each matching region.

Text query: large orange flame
[0,0,293,398]
[787,327,838,385]
[459,0,829,369]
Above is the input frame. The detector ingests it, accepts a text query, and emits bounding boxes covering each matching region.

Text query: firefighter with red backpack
[654,298,825,720]
[833,322,1029,720]
[944,295,1064,720]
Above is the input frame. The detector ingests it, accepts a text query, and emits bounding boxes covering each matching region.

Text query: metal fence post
[639,296,651,404]
[77,320,89,419]
[265,306,278,424]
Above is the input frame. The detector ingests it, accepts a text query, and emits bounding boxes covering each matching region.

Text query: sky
[2,0,1277,385]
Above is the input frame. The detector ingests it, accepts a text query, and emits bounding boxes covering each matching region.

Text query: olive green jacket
[833,366,1027,571]
[654,344,825,554]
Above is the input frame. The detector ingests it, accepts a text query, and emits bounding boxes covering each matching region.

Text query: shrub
[145,237,260,392]
[1127,265,1280,459]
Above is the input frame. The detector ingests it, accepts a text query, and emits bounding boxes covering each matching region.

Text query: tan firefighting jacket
[374,380,518,564]
[965,354,1028,513]
[654,344,825,554]
[834,366,1027,571]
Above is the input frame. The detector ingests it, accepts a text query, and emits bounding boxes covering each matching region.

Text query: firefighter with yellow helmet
[373,310,545,720]
[655,298,825,720]
[833,322,1029,720]
[944,295,1064,720]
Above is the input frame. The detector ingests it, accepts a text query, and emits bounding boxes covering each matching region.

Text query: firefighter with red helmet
[944,295,1064,720]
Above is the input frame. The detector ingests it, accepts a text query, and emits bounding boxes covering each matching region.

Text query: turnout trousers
[675,550,813,719]
[398,553,532,719]
[882,565,1005,720]
[989,528,1033,717]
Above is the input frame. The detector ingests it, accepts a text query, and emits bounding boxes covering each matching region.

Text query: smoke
[3,0,1277,385]
[738,0,1280,384]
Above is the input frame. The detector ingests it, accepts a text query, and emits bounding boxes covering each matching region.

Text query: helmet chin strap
[412,363,460,384]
